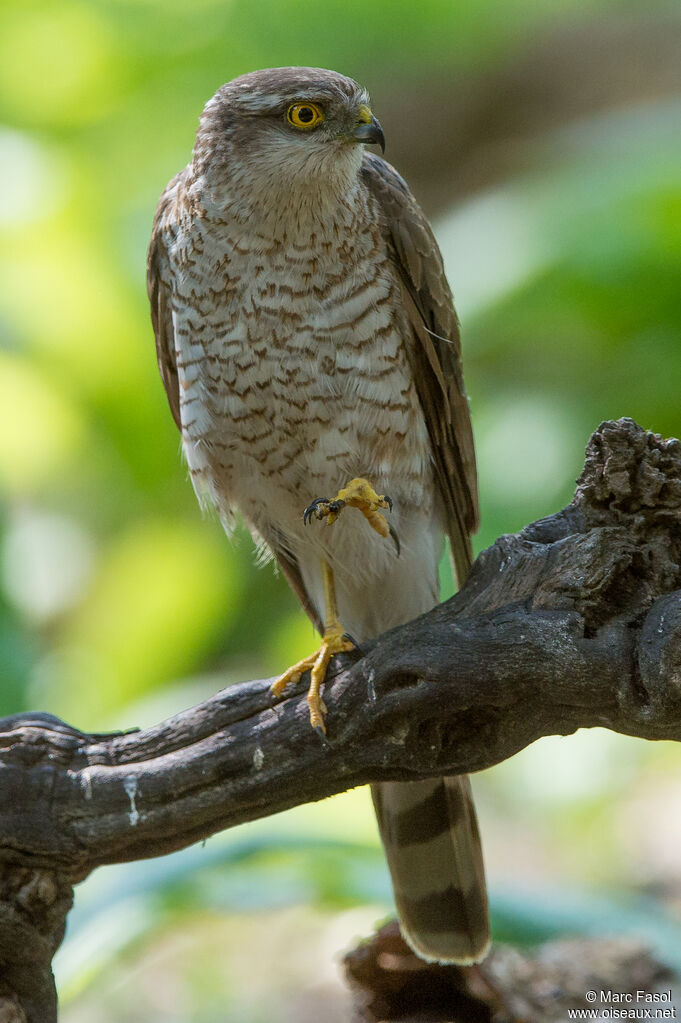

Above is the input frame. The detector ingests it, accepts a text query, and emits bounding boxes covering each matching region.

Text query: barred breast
[167,182,441,636]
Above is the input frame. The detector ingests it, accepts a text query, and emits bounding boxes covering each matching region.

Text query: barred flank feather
[371,776,490,964]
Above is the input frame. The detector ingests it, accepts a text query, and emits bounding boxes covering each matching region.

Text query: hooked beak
[353,104,385,154]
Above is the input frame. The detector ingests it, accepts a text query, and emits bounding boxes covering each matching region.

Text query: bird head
[193,67,385,201]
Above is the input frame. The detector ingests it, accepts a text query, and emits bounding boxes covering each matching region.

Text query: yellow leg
[272,478,398,732]
[303,477,399,552]
[270,560,353,733]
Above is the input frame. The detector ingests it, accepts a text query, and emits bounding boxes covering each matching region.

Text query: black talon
[303,497,328,525]
[384,495,394,512]
[388,522,401,557]
[303,497,346,525]
[314,725,330,748]
[341,632,363,654]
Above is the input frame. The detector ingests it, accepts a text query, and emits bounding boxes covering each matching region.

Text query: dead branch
[2,417,681,1020]
[343,922,679,1022]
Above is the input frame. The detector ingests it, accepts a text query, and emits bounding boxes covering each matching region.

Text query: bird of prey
[148,66,489,965]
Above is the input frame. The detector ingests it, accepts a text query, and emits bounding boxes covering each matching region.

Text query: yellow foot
[303,477,399,553]
[270,622,354,733]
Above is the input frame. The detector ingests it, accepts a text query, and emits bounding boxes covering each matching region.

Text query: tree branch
[2,418,681,878]
[343,921,680,1022]
[2,417,681,1019]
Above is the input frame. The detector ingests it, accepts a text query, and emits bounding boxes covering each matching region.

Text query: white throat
[194,142,366,244]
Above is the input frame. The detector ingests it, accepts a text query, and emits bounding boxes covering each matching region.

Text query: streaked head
[193,67,384,192]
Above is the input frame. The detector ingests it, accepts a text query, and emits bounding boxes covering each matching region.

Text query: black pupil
[298,106,314,123]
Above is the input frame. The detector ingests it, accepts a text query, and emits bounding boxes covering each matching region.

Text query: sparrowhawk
[148,66,489,964]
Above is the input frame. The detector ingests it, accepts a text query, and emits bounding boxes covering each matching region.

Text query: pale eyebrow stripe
[233,92,329,114]
[230,85,369,116]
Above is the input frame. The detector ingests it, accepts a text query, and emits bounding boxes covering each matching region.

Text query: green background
[1,0,680,1018]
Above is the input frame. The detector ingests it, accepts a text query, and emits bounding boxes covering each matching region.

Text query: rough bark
[0,866,72,1023]
[2,417,681,1019]
[344,922,679,1022]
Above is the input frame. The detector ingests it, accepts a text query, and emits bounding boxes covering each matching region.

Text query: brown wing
[147,170,322,632]
[147,170,184,430]
[361,152,479,585]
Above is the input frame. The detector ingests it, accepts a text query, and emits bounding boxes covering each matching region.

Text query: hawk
[148,66,489,965]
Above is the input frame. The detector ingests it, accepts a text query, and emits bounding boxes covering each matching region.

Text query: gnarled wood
[2,418,681,1020]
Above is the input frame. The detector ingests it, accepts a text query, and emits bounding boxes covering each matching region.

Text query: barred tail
[371,775,490,964]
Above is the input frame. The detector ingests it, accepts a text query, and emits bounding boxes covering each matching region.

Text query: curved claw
[388,522,401,557]
[303,497,346,526]
[314,725,330,747]
[384,495,394,512]
[341,632,363,655]
[303,498,329,525]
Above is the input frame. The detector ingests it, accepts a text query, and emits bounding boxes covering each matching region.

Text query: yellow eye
[286,102,324,130]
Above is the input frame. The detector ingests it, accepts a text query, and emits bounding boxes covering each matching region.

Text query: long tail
[371,775,490,963]
[296,510,490,963]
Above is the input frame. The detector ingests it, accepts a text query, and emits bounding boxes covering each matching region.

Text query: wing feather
[147,171,183,430]
[363,155,488,964]
[361,152,479,584]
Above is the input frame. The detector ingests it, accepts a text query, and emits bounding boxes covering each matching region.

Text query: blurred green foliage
[1,0,681,1017]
